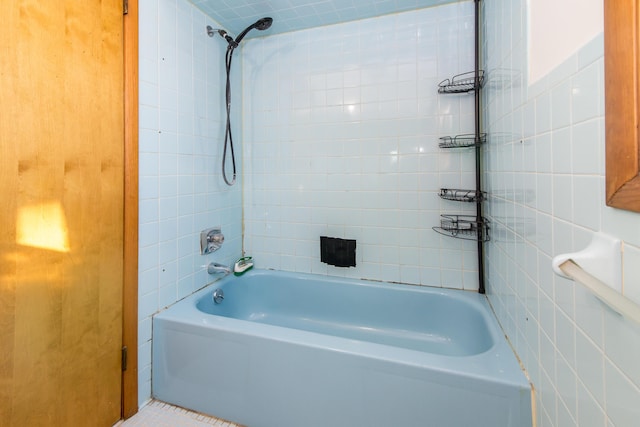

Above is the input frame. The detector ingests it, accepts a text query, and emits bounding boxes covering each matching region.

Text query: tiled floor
[114,400,242,427]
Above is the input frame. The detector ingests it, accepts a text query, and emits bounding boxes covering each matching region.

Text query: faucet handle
[200,227,224,254]
[208,233,224,244]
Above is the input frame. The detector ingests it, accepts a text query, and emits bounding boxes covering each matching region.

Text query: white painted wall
[528,0,603,83]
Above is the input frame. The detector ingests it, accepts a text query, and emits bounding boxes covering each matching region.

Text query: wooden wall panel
[122,0,140,418]
[0,1,124,425]
[605,0,640,211]
[0,5,19,418]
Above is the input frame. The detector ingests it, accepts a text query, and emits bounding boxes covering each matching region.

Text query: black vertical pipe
[474,0,485,294]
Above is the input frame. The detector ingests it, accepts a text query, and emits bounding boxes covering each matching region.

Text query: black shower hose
[222,44,236,186]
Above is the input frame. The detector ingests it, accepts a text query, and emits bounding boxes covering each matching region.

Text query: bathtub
[152,269,531,427]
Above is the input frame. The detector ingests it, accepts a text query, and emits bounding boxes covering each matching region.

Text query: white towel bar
[557,259,640,324]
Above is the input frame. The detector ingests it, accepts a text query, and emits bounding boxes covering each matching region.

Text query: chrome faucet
[207,262,231,276]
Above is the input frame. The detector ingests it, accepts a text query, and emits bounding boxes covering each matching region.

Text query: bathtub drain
[213,289,224,304]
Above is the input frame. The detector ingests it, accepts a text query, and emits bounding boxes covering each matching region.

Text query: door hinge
[122,346,128,371]
[123,0,128,15]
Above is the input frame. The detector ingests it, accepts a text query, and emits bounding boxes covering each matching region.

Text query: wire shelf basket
[439,188,486,203]
[439,133,486,148]
[432,215,490,241]
[438,71,485,94]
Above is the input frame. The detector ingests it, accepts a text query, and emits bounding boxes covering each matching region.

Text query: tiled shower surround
[483,1,640,426]
[242,2,481,289]
[137,0,242,404]
[137,1,640,427]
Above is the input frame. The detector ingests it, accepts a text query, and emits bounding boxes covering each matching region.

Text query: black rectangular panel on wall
[320,236,356,267]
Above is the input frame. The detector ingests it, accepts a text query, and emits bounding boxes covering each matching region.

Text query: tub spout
[207,262,231,276]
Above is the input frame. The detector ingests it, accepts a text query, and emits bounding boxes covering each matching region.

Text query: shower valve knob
[208,233,224,244]
[200,227,224,254]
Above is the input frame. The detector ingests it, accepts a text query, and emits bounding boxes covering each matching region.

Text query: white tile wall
[483,1,640,426]
[138,0,243,406]
[241,2,481,289]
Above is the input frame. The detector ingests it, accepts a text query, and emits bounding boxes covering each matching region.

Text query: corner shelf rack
[439,188,486,203]
[433,0,487,293]
[437,70,485,94]
[439,133,487,148]
[432,215,490,242]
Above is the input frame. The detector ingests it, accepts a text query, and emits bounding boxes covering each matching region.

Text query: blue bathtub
[152,269,531,427]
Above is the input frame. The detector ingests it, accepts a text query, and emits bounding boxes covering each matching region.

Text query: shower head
[234,17,273,44]
[253,17,273,31]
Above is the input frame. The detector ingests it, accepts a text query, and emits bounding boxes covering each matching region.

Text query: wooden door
[0,1,125,426]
